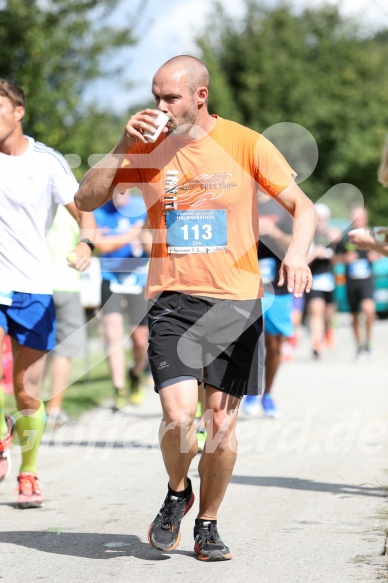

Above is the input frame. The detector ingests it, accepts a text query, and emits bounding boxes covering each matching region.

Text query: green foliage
[196,1,388,224]
[0,0,146,174]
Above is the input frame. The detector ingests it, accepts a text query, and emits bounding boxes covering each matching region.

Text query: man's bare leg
[158,378,198,491]
[197,386,240,520]
[351,312,361,349]
[264,334,282,395]
[102,312,126,390]
[362,298,375,348]
[148,378,198,552]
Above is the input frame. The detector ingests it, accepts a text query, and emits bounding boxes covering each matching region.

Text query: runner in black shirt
[305,204,340,359]
[336,206,377,359]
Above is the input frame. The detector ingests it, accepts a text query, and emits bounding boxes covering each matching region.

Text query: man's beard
[168,103,198,136]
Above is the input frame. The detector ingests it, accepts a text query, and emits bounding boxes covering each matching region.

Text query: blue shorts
[0,292,56,351]
[262,292,294,338]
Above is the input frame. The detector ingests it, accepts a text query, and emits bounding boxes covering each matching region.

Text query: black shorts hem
[203,382,245,399]
[148,291,263,398]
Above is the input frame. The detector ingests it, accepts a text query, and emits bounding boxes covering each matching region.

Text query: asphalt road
[1,314,387,582]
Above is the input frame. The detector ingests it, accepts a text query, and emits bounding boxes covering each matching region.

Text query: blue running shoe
[242,395,261,416]
[261,394,281,419]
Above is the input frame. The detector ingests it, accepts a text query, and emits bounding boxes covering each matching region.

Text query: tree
[0,0,147,176]
[196,1,388,223]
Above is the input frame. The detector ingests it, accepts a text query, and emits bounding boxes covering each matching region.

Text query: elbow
[74,189,95,212]
[74,192,84,210]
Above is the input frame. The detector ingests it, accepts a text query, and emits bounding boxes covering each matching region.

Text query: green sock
[0,384,8,437]
[15,402,46,474]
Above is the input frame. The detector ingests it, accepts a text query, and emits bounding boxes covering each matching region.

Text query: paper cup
[143,111,170,143]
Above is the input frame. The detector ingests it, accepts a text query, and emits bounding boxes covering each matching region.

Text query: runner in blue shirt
[93,189,150,408]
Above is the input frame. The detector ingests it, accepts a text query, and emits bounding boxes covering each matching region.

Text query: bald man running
[75,55,316,562]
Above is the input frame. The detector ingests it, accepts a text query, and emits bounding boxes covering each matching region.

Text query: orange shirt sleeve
[111,143,163,195]
[255,135,297,197]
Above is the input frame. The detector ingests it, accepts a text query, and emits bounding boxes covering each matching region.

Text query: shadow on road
[230,475,386,497]
[0,531,194,561]
[40,438,159,450]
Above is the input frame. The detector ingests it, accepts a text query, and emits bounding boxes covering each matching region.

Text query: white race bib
[348,259,371,280]
[311,273,335,292]
[166,209,227,254]
[259,257,277,283]
[109,263,149,295]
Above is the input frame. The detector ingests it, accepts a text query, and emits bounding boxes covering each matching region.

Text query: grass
[54,358,114,419]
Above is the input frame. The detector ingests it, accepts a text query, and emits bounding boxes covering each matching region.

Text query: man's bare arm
[349,229,388,257]
[74,140,130,212]
[274,183,317,297]
[63,202,96,271]
[94,223,144,254]
[74,109,168,212]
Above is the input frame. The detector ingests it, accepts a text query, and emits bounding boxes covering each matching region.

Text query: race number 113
[180,224,212,240]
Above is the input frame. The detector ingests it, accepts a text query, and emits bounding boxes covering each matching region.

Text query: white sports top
[0,137,78,294]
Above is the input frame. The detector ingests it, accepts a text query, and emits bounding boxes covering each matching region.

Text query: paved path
[1,315,387,582]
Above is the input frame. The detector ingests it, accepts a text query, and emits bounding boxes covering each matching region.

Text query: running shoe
[0,416,13,482]
[17,472,43,509]
[45,408,71,429]
[242,395,261,416]
[196,429,206,454]
[128,369,144,406]
[148,479,195,552]
[194,520,232,561]
[355,346,366,362]
[324,327,335,347]
[312,341,322,360]
[363,344,375,361]
[261,394,281,419]
[112,387,127,411]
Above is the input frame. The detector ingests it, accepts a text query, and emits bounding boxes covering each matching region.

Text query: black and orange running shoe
[194,520,232,561]
[148,478,194,552]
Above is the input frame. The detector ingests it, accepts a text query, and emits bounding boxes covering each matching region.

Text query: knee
[160,410,194,439]
[132,334,148,352]
[14,388,38,413]
[103,316,123,342]
[205,409,237,449]
[104,328,122,345]
[363,302,375,318]
[266,336,281,357]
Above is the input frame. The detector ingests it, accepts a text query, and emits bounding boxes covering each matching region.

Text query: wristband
[79,238,95,252]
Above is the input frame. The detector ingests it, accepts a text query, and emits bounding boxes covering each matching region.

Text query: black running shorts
[346,278,374,313]
[147,291,264,398]
[306,289,335,304]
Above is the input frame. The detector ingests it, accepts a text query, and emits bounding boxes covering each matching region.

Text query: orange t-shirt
[113,115,295,300]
